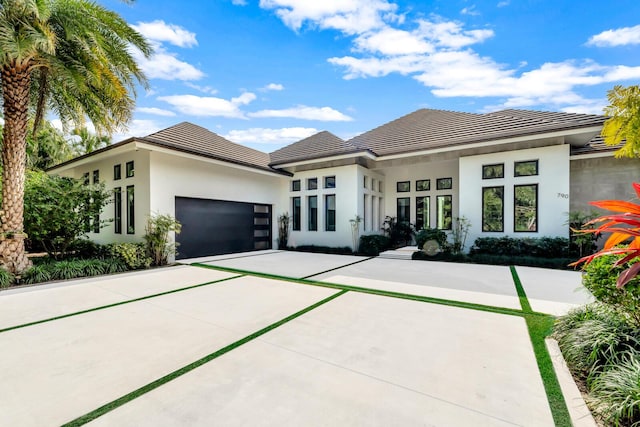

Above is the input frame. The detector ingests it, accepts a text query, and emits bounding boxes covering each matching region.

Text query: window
[396,181,410,192]
[307,178,318,190]
[514,160,538,177]
[363,176,368,189]
[363,194,368,230]
[416,179,430,191]
[92,170,99,184]
[379,181,383,193]
[325,195,336,231]
[482,186,504,232]
[113,164,121,180]
[482,164,504,179]
[308,196,317,231]
[514,184,538,232]
[436,178,452,190]
[416,196,430,230]
[291,180,301,191]
[114,187,122,234]
[436,195,452,230]
[82,172,89,185]
[126,161,134,178]
[324,176,336,188]
[397,197,410,223]
[371,178,376,191]
[126,185,135,234]
[292,197,301,231]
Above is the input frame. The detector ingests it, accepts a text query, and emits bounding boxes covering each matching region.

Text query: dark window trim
[114,187,122,234]
[436,177,453,190]
[113,164,121,181]
[126,161,135,178]
[396,197,410,223]
[415,196,430,230]
[292,197,301,231]
[307,177,318,190]
[291,180,301,192]
[324,175,336,189]
[325,194,336,231]
[436,194,453,230]
[308,195,318,231]
[92,169,100,184]
[126,185,135,234]
[396,181,410,192]
[82,172,90,185]
[482,163,504,180]
[514,183,539,233]
[481,186,504,232]
[514,160,539,177]
[416,179,430,191]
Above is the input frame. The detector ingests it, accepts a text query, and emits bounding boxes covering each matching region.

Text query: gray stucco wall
[570,156,640,213]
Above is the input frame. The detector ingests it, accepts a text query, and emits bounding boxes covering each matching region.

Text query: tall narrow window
[514,184,538,232]
[482,186,504,232]
[363,194,368,230]
[292,197,301,231]
[92,170,99,184]
[308,196,317,231]
[82,172,89,185]
[436,195,452,230]
[114,187,122,234]
[325,195,336,231]
[114,164,121,180]
[126,185,135,234]
[307,178,318,190]
[416,196,430,230]
[397,197,410,224]
[126,161,135,178]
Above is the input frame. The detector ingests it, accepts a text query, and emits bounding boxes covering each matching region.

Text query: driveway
[0,251,594,426]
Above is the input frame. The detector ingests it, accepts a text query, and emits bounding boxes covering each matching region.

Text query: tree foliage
[602,85,640,158]
[143,214,181,266]
[23,170,111,259]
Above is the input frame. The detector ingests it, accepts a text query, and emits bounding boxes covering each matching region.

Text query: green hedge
[412,251,575,270]
[21,258,128,284]
[358,235,391,256]
[288,245,353,255]
[470,236,572,258]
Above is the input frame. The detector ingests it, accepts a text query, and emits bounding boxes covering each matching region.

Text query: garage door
[175,197,272,259]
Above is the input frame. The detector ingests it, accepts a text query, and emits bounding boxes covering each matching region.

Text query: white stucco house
[47,108,639,259]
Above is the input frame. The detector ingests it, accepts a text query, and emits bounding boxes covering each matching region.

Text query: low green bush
[411,251,574,269]
[358,235,391,256]
[411,251,469,263]
[415,228,447,250]
[0,268,15,288]
[582,253,640,324]
[590,351,640,426]
[470,236,571,258]
[68,239,109,259]
[289,245,353,255]
[20,257,129,284]
[107,242,151,270]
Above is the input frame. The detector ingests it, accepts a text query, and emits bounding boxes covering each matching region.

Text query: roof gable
[269,131,362,165]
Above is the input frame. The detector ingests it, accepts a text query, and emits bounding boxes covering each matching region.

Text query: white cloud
[461,5,480,16]
[132,20,197,48]
[112,119,164,142]
[232,0,247,5]
[497,1,510,7]
[131,46,205,81]
[262,83,285,91]
[416,19,494,49]
[354,27,433,55]
[259,0,399,34]
[157,92,257,118]
[587,25,640,47]
[136,107,176,117]
[185,83,218,94]
[224,127,319,144]
[249,105,353,121]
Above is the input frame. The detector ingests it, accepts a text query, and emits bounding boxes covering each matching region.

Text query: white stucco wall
[148,151,286,249]
[459,144,570,250]
[379,159,459,232]
[357,166,386,235]
[286,165,360,248]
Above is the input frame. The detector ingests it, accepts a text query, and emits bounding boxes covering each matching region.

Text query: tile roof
[344,109,607,157]
[141,122,278,173]
[269,131,363,165]
[571,135,619,155]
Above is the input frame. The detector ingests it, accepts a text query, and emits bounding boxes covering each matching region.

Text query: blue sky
[98,0,640,152]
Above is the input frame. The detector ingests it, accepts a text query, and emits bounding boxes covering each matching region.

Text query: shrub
[582,253,640,324]
[589,352,640,426]
[277,213,290,250]
[382,216,414,247]
[68,239,109,259]
[143,214,181,266]
[21,264,53,284]
[20,257,129,284]
[0,268,15,288]
[358,235,391,256]
[289,245,353,255]
[108,243,151,270]
[469,236,570,258]
[415,228,447,250]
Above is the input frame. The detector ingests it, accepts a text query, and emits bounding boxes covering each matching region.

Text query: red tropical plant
[571,182,640,288]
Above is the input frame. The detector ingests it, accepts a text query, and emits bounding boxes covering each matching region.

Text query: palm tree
[70,127,111,155]
[0,0,151,273]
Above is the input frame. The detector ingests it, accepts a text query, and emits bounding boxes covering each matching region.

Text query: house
[47,109,639,259]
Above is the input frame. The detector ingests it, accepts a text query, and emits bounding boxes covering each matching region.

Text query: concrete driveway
[0,251,594,426]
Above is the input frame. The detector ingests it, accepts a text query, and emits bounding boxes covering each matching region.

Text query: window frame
[308,195,318,231]
[416,179,430,191]
[292,197,301,231]
[125,161,135,178]
[482,163,504,180]
[514,160,539,177]
[416,196,430,230]
[514,184,538,232]
[436,177,453,190]
[307,177,318,190]
[396,181,410,193]
[114,187,122,234]
[324,176,336,189]
[325,194,336,231]
[396,197,411,224]
[113,164,121,181]
[291,180,301,192]
[126,185,135,234]
[436,195,453,230]
[481,186,504,232]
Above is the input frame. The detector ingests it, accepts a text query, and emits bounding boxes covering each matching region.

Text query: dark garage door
[175,197,272,259]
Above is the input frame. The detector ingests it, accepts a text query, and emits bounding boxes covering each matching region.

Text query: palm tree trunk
[0,64,33,274]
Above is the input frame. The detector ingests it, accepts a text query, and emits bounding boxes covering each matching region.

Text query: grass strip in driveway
[62,289,348,427]
[0,275,242,334]
[510,266,571,427]
[193,263,542,318]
